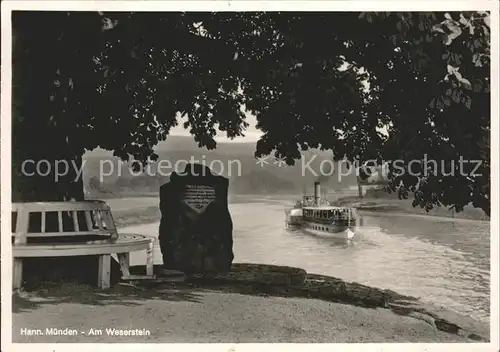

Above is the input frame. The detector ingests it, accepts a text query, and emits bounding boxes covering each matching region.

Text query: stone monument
[159,163,234,276]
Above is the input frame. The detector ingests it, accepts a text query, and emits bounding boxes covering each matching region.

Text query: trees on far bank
[12,11,490,215]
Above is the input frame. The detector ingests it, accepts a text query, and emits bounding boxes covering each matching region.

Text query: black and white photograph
[1,0,498,350]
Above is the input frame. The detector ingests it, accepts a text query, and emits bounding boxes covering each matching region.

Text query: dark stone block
[159,163,234,275]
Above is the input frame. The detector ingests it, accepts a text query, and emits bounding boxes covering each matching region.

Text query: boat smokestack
[314,181,321,206]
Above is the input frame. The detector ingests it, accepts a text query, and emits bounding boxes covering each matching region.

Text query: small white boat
[285,182,358,240]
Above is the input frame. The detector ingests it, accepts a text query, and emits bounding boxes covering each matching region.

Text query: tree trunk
[12,139,116,289]
[11,12,122,289]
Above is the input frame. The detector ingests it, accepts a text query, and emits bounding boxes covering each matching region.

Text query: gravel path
[13,290,473,343]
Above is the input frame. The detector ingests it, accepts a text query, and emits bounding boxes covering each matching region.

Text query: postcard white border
[1,1,499,352]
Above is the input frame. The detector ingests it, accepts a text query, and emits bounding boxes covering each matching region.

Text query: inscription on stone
[182,184,217,213]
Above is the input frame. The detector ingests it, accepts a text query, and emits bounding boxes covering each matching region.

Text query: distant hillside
[82,135,358,196]
[230,170,296,194]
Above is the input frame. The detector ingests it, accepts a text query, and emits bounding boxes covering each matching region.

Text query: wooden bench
[12,200,155,289]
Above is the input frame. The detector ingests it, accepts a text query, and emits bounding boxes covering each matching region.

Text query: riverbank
[113,205,160,228]
[335,196,490,221]
[108,194,291,228]
[12,264,489,343]
[109,195,489,229]
[12,197,491,343]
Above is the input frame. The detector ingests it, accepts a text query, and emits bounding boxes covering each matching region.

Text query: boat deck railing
[296,197,332,207]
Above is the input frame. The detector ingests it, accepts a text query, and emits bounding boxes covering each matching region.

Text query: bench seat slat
[41,211,46,232]
[57,211,63,232]
[85,210,93,230]
[11,231,114,237]
[72,210,80,231]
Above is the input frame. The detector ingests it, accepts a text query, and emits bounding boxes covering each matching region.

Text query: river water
[122,201,490,323]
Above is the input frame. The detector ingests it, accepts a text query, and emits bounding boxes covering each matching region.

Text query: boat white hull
[302,223,356,240]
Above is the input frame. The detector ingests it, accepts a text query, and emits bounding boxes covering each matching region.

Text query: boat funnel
[314,181,321,205]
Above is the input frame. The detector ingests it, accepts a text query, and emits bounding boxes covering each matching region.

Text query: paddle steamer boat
[285,182,358,240]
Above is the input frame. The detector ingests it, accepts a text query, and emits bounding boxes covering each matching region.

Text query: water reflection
[232,205,490,323]
[286,228,354,249]
[122,202,490,323]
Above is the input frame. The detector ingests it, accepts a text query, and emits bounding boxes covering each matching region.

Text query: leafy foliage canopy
[12,11,490,214]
